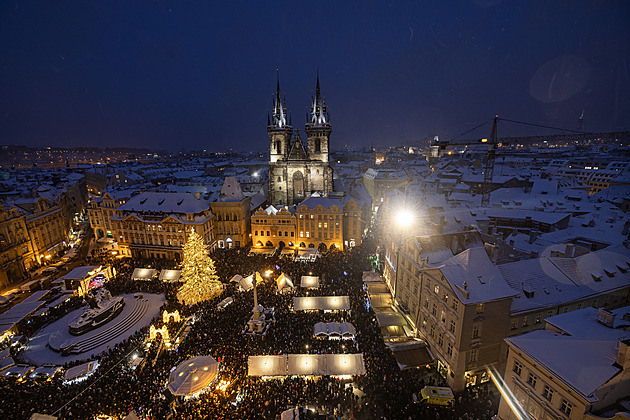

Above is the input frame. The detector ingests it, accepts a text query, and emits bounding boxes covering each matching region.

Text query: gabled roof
[440,247,518,304]
[218,177,246,202]
[118,192,210,214]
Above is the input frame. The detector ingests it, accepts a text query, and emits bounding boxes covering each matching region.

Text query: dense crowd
[0,238,499,419]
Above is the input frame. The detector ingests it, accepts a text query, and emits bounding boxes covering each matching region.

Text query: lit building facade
[111,192,215,260]
[268,71,334,207]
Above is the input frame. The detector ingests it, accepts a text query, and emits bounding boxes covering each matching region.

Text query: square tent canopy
[159,269,181,282]
[248,355,287,376]
[276,273,295,293]
[300,276,320,288]
[363,271,383,283]
[293,296,350,311]
[132,268,156,280]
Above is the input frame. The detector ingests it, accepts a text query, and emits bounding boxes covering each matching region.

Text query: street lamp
[393,208,415,304]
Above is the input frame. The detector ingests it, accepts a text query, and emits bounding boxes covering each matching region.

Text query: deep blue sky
[1,0,628,152]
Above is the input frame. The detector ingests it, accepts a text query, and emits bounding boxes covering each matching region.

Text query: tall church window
[276,140,281,152]
[315,139,321,152]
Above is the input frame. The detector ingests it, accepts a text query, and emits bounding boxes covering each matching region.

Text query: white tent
[132,268,156,280]
[159,269,181,282]
[313,322,356,338]
[63,360,99,382]
[217,297,233,310]
[248,354,366,377]
[247,355,286,376]
[362,271,383,283]
[276,273,295,293]
[293,296,350,311]
[168,356,220,396]
[241,272,263,291]
[30,414,58,420]
[300,276,320,289]
[288,354,324,376]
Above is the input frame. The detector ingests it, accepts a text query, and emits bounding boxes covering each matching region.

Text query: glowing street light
[395,208,415,228]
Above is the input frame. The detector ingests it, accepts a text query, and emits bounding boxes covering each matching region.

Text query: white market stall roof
[296,248,318,261]
[293,296,350,311]
[30,414,58,420]
[21,290,50,304]
[168,355,220,396]
[64,360,99,382]
[132,268,156,280]
[217,297,233,309]
[314,322,356,338]
[300,276,320,289]
[368,294,392,308]
[248,354,365,377]
[248,247,276,256]
[0,356,15,372]
[159,269,181,282]
[276,273,295,292]
[0,301,46,325]
[63,266,102,280]
[240,272,264,291]
[375,312,408,327]
[362,271,383,283]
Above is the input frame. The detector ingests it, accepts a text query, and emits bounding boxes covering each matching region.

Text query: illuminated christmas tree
[178,227,222,305]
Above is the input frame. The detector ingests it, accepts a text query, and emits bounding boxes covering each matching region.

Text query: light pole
[392,208,414,304]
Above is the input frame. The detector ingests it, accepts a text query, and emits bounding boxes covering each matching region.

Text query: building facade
[110,192,215,260]
[268,72,334,207]
[210,177,251,249]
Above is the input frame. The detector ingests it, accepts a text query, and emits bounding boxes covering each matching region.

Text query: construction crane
[430,115,499,206]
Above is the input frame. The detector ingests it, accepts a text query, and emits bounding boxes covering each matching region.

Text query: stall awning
[363,271,383,283]
[159,269,181,282]
[132,268,156,280]
[300,276,320,288]
[248,354,365,377]
[293,296,350,311]
[388,341,434,370]
[375,312,408,327]
[168,356,220,396]
[276,273,295,292]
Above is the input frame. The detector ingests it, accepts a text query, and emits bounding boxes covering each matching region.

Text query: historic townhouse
[111,191,214,260]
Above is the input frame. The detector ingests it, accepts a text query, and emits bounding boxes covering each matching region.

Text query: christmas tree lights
[178,227,222,305]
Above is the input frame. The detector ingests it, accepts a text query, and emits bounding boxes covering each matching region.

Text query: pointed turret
[305,67,331,163]
[268,70,293,164]
[270,70,289,129]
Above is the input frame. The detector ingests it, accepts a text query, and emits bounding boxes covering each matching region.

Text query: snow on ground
[22,293,164,366]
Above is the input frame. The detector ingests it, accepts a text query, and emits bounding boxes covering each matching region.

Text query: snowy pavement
[22,293,165,366]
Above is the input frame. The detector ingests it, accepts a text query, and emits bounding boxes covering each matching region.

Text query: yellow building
[498,307,630,420]
[251,206,297,248]
[0,203,35,289]
[383,230,630,392]
[111,192,215,260]
[16,195,71,265]
[210,177,251,249]
[88,189,132,240]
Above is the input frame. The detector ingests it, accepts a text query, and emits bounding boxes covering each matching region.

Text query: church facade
[268,71,334,207]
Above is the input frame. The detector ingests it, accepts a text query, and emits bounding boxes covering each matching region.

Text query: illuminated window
[476,304,484,314]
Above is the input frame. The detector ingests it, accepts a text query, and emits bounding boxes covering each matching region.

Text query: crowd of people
[0,237,500,419]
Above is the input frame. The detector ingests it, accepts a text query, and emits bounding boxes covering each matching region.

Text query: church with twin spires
[267,70,334,207]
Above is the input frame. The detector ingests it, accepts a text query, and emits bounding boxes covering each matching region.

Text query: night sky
[1,1,629,152]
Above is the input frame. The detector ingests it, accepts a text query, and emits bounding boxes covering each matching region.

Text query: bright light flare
[395,208,415,228]
[486,365,527,420]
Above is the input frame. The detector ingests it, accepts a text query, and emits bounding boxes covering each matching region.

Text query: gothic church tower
[268,70,334,207]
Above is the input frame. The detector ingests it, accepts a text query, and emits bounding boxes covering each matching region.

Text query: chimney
[565,243,576,258]
[529,230,538,244]
[616,339,630,369]
[194,192,201,200]
[484,243,499,264]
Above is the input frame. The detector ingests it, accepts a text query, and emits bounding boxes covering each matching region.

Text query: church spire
[308,66,329,126]
[270,69,289,129]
